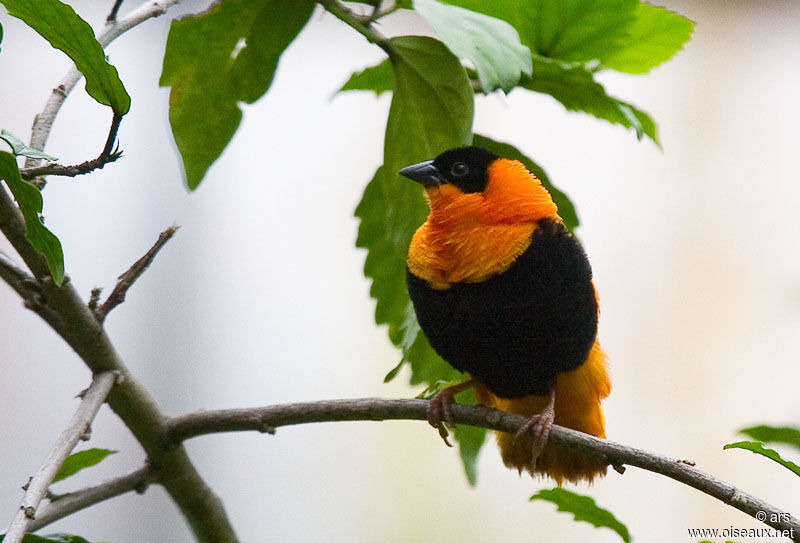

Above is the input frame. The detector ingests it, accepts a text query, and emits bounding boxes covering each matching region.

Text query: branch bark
[94,225,179,321]
[3,371,120,543]
[30,465,155,532]
[167,398,800,541]
[21,111,124,181]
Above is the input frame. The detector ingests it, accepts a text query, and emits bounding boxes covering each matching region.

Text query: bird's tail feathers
[476,341,611,484]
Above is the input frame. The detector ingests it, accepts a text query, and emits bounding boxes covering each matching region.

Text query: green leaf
[452,389,487,486]
[445,0,636,64]
[519,0,638,63]
[472,134,579,232]
[338,58,393,96]
[724,441,800,478]
[160,0,315,189]
[383,358,404,382]
[0,0,130,114]
[531,487,632,543]
[413,0,531,93]
[53,448,117,483]
[602,2,695,74]
[0,151,64,285]
[737,425,800,452]
[0,130,59,161]
[522,56,659,145]
[454,423,487,485]
[0,534,91,543]
[446,0,692,73]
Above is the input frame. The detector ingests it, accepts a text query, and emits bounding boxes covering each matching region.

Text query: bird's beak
[399,160,446,187]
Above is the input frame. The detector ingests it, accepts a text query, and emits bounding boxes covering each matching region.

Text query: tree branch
[0,189,237,541]
[167,398,800,541]
[94,225,179,322]
[21,111,124,181]
[30,465,155,532]
[3,371,120,543]
[319,0,391,50]
[24,0,186,171]
[0,250,62,326]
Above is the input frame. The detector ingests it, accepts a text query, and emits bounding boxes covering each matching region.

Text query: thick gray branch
[3,371,120,543]
[168,398,800,541]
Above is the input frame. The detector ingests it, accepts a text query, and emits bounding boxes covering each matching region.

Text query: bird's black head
[399,146,500,193]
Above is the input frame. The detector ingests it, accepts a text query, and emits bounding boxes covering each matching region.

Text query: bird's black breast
[407,218,598,398]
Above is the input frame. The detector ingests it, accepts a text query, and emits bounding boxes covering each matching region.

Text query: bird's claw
[425,379,477,448]
[426,390,454,447]
[515,391,556,468]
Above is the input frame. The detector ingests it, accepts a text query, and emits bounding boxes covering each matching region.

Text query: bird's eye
[451,162,469,177]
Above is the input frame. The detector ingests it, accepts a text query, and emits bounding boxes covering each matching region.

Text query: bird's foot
[515,389,556,467]
[426,378,476,447]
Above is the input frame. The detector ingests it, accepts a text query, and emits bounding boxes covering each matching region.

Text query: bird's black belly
[407,218,598,398]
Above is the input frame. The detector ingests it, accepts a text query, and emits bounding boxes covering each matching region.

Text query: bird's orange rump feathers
[477,341,610,484]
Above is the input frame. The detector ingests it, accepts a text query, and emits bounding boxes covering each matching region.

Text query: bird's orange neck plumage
[408,158,559,288]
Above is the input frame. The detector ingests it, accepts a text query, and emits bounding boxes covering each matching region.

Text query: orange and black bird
[400,146,611,484]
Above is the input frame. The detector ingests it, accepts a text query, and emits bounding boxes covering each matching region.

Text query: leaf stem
[366,2,401,23]
[319,0,391,50]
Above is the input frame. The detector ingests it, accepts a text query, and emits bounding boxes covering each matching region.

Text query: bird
[400,146,611,484]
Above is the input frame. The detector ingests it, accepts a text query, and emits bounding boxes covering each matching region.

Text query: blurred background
[1,1,799,541]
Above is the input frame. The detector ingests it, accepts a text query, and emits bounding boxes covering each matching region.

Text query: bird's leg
[426,378,477,447]
[515,388,556,467]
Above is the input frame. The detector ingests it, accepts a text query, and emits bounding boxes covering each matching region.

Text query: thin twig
[30,465,155,532]
[87,287,103,313]
[167,398,800,541]
[25,0,185,170]
[107,0,125,23]
[320,0,391,49]
[3,371,120,543]
[21,111,124,180]
[94,225,179,322]
[366,1,400,23]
